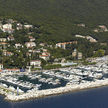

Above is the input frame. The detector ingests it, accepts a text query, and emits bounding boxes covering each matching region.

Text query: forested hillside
[0,0,108,42]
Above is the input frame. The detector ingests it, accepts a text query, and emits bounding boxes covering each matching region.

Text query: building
[0,38,7,42]
[75,35,85,38]
[0,22,2,29]
[86,36,97,43]
[25,42,36,48]
[56,41,77,49]
[72,49,83,60]
[28,36,35,42]
[15,43,23,49]
[78,52,83,60]
[61,62,77,67]
[24,25,33,29]
[42,49,48,52]
[72,49,77,57]
[39,52,50,61]
[77,23,85,27]
[16,23,23,30]
[1,24,14,33]
[100,43,107,46]
[94,25,108,32]
[3,51,13,56]
[98,25,108,32]
[39,43,46,47]
[2,69,20,73]
[0,42,8,49]
[0,64,3,70]
[30,60,41,68]
[7,36,15,41]
[75,35,97,43]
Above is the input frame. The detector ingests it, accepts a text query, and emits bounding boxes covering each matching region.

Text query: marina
[0,56,108,101]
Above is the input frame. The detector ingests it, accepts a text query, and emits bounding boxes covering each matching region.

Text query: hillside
[0,0,108,42]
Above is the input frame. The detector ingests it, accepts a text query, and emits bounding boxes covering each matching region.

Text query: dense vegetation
[0,0,108,42]
[0,0,108,69]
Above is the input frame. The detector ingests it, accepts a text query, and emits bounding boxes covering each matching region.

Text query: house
[1,24,14,33]
[100,43,107,46]
[78,52,83,60]
[25,42,36,48]
[26,52,32,57]
[28,36,35,42]
[15,43,23,49]
[7,19,15,24]
[94,25,108,32]
[56,41,77,49]
[27,50,37,56]
[42,49,48,52]
[16,23,23,30]
[0,38,7,42]
[72,49,77,57]
[75,35,85,38]
[7,36,15,41]
[39,52,50,61]
[39,43,46,47]
[0,64,3,70]
[77,23,85,27]
[35,49,41,53]
[86,36,97,43]
[98,25,108,32]
[39,55,50,61]
[47,44,53,48]
[3,51,13,56]
[0,42,8,49]
[0,22,2,29]
[72,49,83,60]
[30,60,41,68]
[24,25,33,29]
[75,35,97,43]
[2,24,12,30]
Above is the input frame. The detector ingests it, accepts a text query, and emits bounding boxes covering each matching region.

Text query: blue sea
[0,86,108,108]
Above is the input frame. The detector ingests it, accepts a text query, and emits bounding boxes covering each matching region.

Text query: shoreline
[4,79,108,102]
[1,55,108,102]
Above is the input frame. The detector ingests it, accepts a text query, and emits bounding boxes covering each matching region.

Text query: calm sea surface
[0,86,108,108]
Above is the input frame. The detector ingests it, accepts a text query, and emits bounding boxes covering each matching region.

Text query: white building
[2,69,20,73]
[56,41,77,49]
[0,64,3,70]
[30,60,41,68]
[1,24,14,33]
[0,38,7,42]
[24,25,33,29]
[75,35,97,43]
[77,23,85,27]
[86,36,97,43]
[0,42,8,49]
[16,23,23,30]
[15,43,23,49]
[28,36,35,42]
[94,25,108,32]
[7,36,15,41]
[98,25,108,32]
[25,42,36,48]
[39,52,50,61]
[72,49,77,57]
[61,62,77,67]
[75,35,85,38]
[78,52,83,60]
